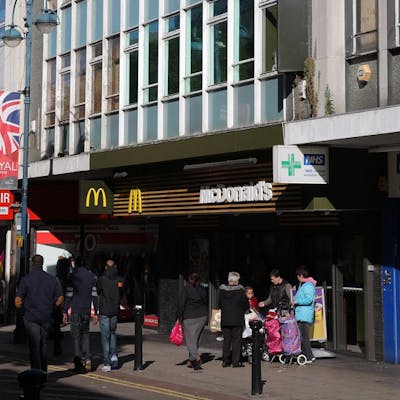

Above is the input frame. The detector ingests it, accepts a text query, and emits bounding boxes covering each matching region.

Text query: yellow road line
[48,365,214,400]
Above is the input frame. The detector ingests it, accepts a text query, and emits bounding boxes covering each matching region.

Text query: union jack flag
[0,91,21,156]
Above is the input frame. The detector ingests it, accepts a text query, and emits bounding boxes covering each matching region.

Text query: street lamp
[1,0,58,340]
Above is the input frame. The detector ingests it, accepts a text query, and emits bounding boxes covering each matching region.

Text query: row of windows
[42,0,281,158]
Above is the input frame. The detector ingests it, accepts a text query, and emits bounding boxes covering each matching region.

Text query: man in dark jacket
[15,254,63,372]
[219,271,248,368]
[97,259,125,372]
[62,260,98,373]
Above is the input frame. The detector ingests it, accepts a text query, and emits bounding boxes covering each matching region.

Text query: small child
[245,286,259,311]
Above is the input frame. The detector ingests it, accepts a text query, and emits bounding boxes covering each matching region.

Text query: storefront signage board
[273,145,329,184]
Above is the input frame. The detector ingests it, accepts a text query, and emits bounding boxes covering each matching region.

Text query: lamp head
[34,9,59,34]
[1,25,24,47]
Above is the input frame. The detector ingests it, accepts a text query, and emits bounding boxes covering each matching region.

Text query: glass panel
[355,32,378,53]
[165,0,180,14]
[92,0,103,42]
[92,62,102,113]
[74,121,86,154]
[128,50,138,104]
[92,42,103,57]
[264,5,277,72]
[127,28,139,46]
[185,94,202,134]
[186,4,202,84]
[164,100,179,138]
[166,37,179,95]
[148,22,158,85]
[186,0,201,6]
[238,0,254,61]
[60,124,70,155]
[61,73,70,121]
[144,0,159,21]
[46,113,55,126]
[0,0,4,23]
[143,105,158,141]
[106,113,119,148]
[90,117,102,150]
[233,83,254,127]
[74,105,85,119]
[108,36,120,110]
[186,75,202,93]
[210,21,227,84]
[48,29,57,58]
[208,89,227,130]
[356,0,377,52]
[75,48,86,105]
[45,128,55,158]
[61,6,72,53]
[47,59,56,112]
[234,61,254,81]
[76,0,87,48]
[211,0,227,17]
[166,14,180,32]
[61,53,71,68]
[260,77,283,122]
[127,0,139,28]
[125,109,138,144]
[108,0,121,35]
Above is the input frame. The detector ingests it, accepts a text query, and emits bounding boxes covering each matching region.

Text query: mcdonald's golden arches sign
[79,180,114,214]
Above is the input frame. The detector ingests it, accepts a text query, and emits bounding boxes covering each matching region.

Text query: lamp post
[1,0,58,341]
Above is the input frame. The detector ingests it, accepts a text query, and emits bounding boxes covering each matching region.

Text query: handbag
[169,320,183,346]
[210,309,221,332]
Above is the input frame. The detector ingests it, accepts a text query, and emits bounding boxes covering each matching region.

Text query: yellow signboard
[128,189,142,214]
[16,235,23,248]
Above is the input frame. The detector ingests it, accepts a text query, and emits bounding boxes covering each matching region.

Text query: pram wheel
[296,354,307,366]
[262,351,269,362]
[278,354,285,364]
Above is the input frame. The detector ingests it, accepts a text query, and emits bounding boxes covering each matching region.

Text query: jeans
[24,318,51,372]
[70,313,91,362]
[99,315,118,366]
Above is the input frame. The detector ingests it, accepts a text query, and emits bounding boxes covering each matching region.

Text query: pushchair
[264,308,282,362]
[241,309,269,363]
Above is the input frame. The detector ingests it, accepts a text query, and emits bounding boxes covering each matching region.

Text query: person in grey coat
[177,273,208,370]
[219,271,249,368]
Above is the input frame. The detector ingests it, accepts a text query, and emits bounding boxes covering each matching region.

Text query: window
[143,21,159,103]
[126,29,139,105]
[233,0,254,81]
[60,54,71,122]
[208,88,227,130]
[60,124,70,156]
[76,0,87,48]
[262,3,277,73]
[46,59,56,126]
[106,113,119,148]
[0,0,5,24]
[125,109,138,144]
[210,0,227,16]
[164,99,179,137]
[185,3,202,93]
[346,0,377,56]
[90,42,103,114]
[108,0,121,36]
[126,0,139,29]
[74,48,86,119]
[165,0,180,14]
[233,83,254,127]
[61,5,72,53]
[107,36,120,111]
[165,14,180,96]
[44,128,55,159]
[92,0,103,42]
[145,0,159,22]
[90,116,101,150]
[74,120,85,154]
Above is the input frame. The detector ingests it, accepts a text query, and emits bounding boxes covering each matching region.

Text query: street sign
[0,190,14,220]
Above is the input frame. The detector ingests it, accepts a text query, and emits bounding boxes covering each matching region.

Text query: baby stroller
[264,309,282,362]
[241,309,268,363]
[278,312,307,365]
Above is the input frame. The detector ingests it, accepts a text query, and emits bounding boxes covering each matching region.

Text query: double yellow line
[48,365,213,400]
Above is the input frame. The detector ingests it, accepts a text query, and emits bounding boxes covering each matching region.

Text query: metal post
[134,305,144,371]
[249,320,263,395]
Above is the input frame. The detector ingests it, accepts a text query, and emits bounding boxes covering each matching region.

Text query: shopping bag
[210,309,221,332]
[169,320,183,346]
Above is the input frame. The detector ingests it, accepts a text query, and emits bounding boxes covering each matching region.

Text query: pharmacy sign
[273,145,329,184]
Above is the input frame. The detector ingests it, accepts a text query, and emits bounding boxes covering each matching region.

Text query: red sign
[0,190,14,220]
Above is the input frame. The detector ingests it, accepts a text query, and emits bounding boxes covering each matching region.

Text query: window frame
[163,12,180,97]
[259,1,278,77]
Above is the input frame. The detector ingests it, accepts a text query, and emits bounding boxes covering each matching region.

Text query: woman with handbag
[177,273,208,370]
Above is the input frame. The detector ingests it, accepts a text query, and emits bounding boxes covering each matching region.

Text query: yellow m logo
[128,189,142,214]
[85,188,107,208]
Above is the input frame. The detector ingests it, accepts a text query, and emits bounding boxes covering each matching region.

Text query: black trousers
[297,321,314,360]
[222,326,243,365]
[24,318,51,372]
[70,313,91,362]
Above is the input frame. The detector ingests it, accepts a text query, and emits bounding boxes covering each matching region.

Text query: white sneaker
[305,359,313,364]
[102,365,111,372]
[111,355,118,369]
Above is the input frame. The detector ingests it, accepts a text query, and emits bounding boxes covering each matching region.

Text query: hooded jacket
[218,284,249,327]
[96,268,124,317]
[294,280,316,323]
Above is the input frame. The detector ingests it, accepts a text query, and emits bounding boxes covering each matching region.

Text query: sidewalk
[1,321,400,400]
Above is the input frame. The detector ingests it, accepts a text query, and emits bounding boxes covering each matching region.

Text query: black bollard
[134,305,144,371]
[18,369,47,400]
[249,320,263,395]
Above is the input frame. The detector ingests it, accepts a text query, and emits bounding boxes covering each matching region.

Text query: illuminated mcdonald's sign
[86,188,107,208]
[79,181,113,214]
[128,189,142,214]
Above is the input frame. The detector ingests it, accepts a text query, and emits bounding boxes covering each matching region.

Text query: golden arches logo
[85,188,107,208]
[128,189,142,214]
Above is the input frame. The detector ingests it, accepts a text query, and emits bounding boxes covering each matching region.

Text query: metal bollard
[249,320,263,395]
[18,369,47,400]
[134,305,144,371]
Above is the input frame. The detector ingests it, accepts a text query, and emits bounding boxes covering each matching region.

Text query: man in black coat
[219,271,248,368]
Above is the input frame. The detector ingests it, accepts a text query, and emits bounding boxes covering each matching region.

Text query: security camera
[298,79,307,101]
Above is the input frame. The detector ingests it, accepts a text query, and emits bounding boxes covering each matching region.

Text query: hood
[303,277,317,286]
[219,284,245,291]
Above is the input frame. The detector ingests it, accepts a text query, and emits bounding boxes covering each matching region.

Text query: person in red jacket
[245,286,259,311]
